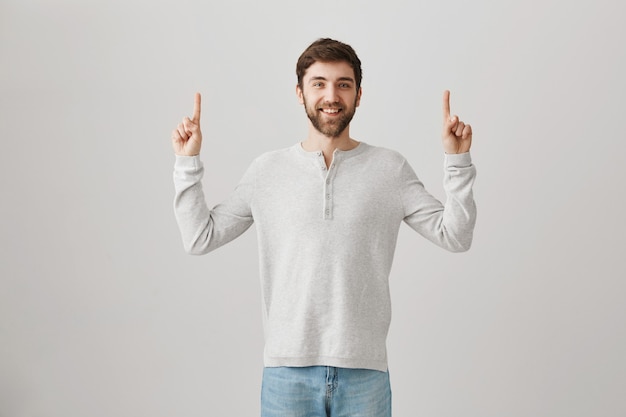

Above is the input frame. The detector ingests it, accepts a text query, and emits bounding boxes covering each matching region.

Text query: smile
[320,108,341,114]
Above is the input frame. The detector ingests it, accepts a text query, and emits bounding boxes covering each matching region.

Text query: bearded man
[171,38,477,417]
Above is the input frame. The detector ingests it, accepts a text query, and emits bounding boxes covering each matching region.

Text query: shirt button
[321,166,326,170]
[326,194,330,199]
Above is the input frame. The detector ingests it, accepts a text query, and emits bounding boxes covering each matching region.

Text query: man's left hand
[441,90,472,154]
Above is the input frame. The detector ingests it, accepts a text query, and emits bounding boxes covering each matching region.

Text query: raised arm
[171,93,255,255]
[401,91,476,252]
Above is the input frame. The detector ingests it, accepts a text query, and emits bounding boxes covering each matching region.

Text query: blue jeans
[261,366,392,417]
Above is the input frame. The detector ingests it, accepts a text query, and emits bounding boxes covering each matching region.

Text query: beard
[303,95,357,138]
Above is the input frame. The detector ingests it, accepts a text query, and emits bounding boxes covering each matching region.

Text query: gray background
[1,0,624,416]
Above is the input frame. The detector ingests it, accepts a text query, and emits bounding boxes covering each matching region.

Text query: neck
[301,126,359,167]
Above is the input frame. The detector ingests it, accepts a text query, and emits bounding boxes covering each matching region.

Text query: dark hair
[296,38,362,91]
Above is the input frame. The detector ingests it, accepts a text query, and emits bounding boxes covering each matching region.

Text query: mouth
[319,107,342,115]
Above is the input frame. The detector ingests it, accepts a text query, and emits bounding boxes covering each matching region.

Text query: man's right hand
[172,92,202,156]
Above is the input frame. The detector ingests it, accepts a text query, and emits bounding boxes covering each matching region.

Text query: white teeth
[322,108,340,113]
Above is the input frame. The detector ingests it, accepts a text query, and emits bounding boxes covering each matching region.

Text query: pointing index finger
[192,92,201,123]
[443,90,451,121]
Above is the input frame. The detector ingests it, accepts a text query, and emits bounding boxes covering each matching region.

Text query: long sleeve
[173,155,255,255]
[400,152,477,252]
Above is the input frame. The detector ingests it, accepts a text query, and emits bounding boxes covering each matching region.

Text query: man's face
[297,61,362,138]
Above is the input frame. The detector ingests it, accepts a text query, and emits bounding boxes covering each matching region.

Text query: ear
[355,87,362,107]
[296,84,304,104]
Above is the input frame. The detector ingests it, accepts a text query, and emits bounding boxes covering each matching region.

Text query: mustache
[316,103,343,110]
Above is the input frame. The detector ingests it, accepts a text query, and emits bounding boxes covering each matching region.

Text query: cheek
[304,95,321,109]
[343,94,358,106]
[354,89,362,106]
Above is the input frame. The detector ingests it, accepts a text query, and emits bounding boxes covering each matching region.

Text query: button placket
[317,152,327,174]
[323,155,340,220]
[323,176,332,219]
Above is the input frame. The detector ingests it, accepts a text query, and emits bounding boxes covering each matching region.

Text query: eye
[339,83,352,88]
[313,82,324,88]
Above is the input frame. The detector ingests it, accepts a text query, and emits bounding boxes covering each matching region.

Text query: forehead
[303,61,355,82]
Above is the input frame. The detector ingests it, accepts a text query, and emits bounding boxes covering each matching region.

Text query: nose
[324,85,339,103]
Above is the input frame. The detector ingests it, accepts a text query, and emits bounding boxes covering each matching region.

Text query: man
[172,38,476,416]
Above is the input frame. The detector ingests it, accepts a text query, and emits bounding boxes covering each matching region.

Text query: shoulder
[360,143,408,167]
[243,145,305,178]
[250,145,294,166]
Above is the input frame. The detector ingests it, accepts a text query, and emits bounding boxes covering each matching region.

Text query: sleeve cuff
[444,152,472,168]
[174,154,203,170]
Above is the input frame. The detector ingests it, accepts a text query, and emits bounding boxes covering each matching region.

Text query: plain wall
[1,0,624,416]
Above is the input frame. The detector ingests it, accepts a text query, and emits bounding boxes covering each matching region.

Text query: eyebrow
[309,76,355,83]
